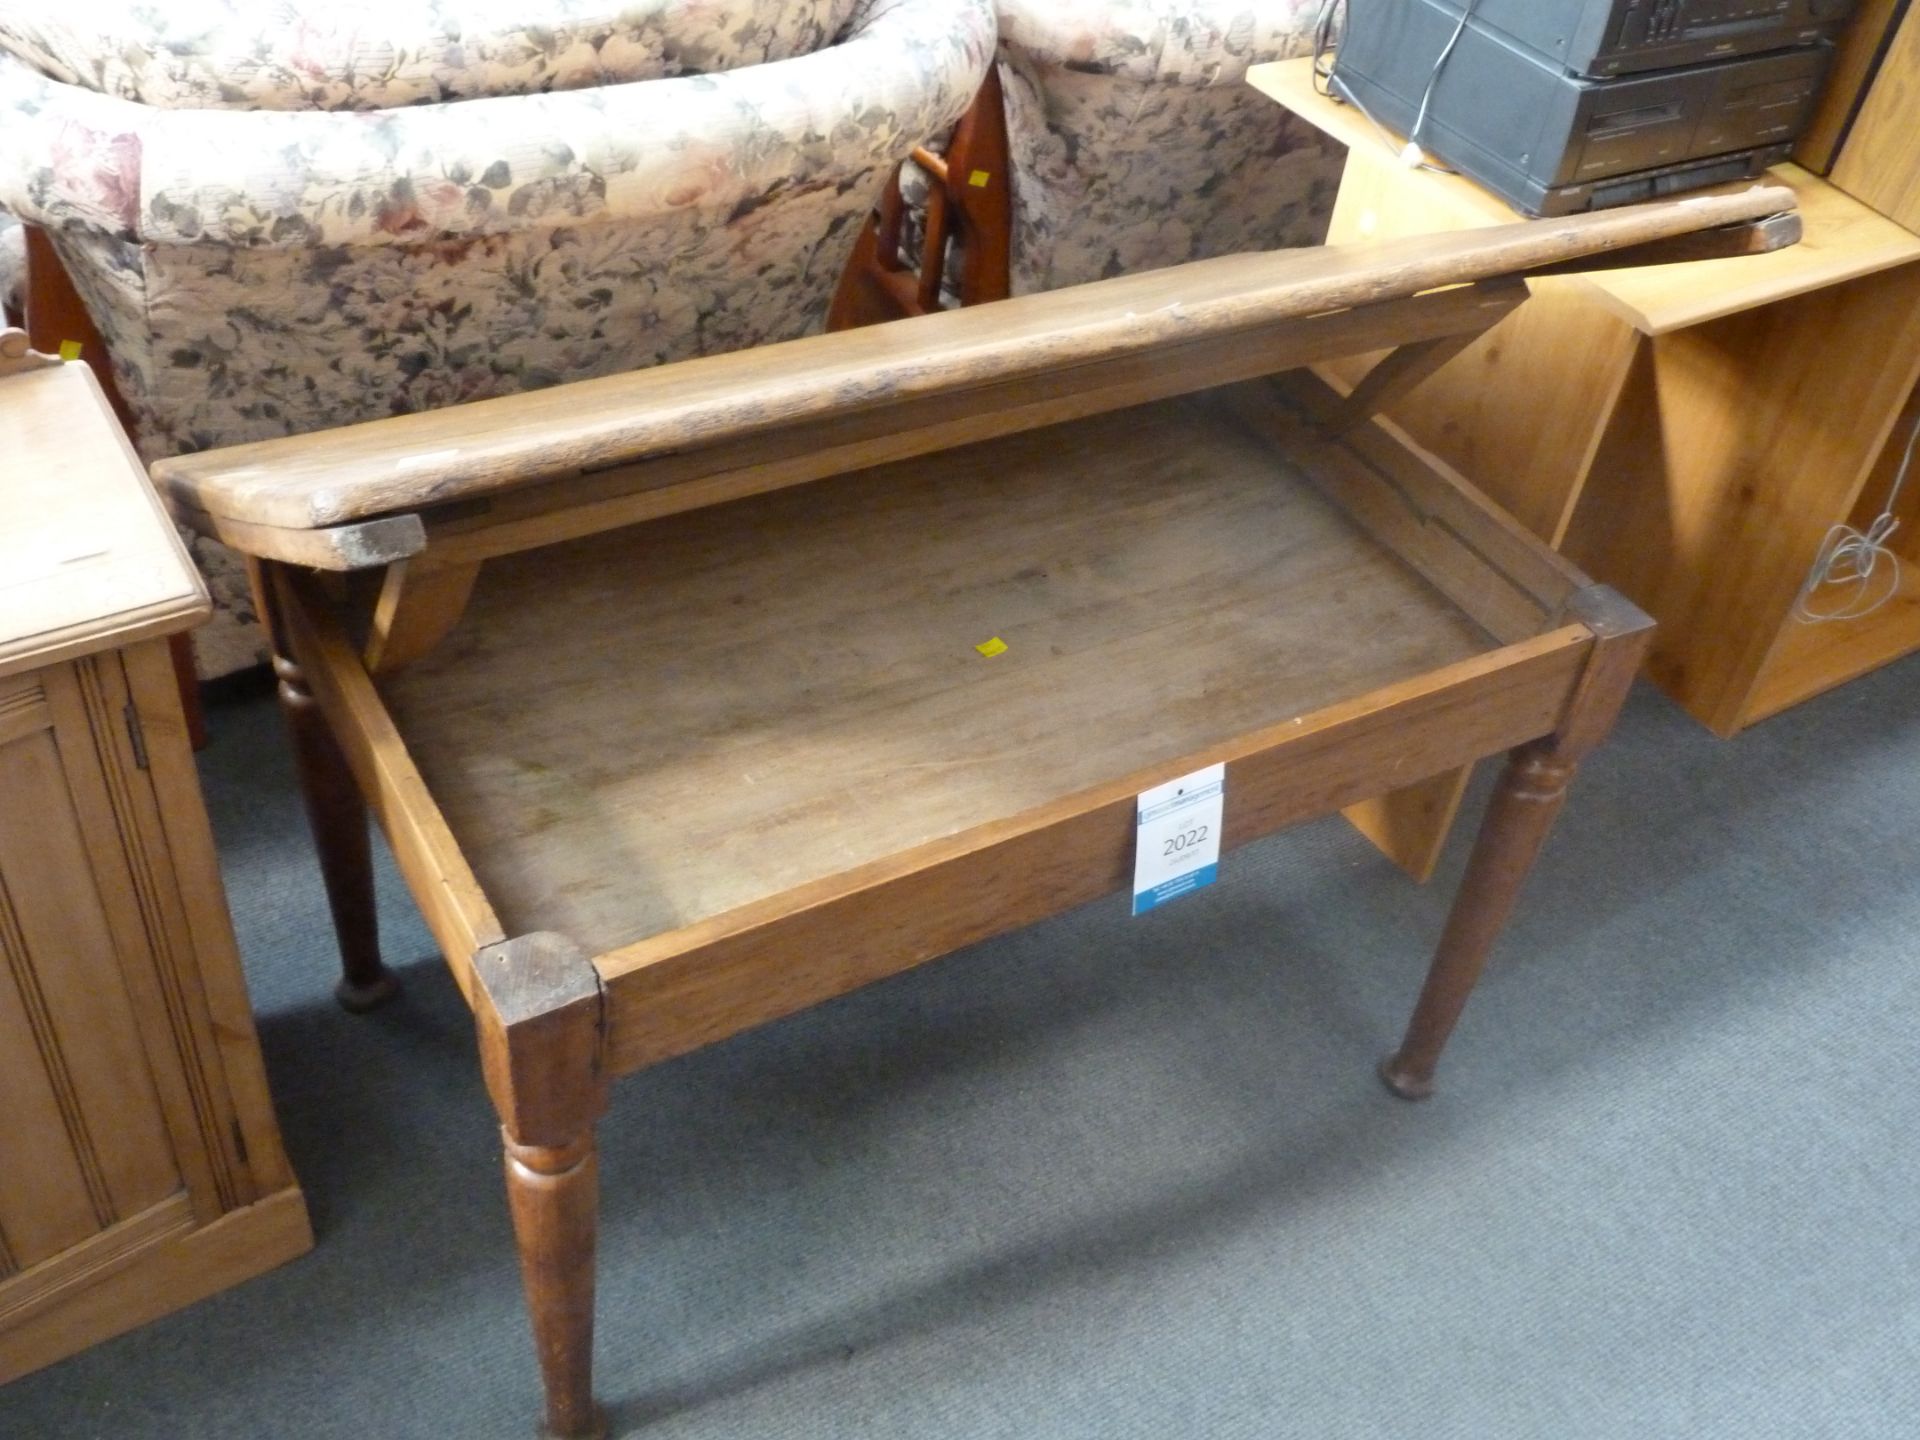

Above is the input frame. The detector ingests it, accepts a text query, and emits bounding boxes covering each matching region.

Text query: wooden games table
[155,189,1794,1438]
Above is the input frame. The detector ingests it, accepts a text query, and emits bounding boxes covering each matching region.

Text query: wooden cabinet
[0,332,310,1384]
[1250,59,1920,737]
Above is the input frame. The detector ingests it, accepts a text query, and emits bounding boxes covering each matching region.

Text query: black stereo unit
[1331,0,1837,214]
[1431,0,1857,77]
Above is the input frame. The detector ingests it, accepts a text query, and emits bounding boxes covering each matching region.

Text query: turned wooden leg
[505,1133,606,1440]
[1380,743,1573,1100]
[475,934,609,1440]
[1381,584,1654,1100]
[249,559,396,1012]
[274,655,397,1011]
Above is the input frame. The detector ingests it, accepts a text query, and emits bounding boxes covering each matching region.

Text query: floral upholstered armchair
[998,0,1344,293]
[862,0,1346,316]
[0,0,995,676]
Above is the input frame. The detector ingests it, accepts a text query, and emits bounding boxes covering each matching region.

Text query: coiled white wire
[1794,405,1918,624]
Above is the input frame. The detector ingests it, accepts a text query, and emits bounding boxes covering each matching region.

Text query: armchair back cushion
[997,1,1342,293]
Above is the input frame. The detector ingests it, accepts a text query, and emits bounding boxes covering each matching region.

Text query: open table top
[378,396,1495,957]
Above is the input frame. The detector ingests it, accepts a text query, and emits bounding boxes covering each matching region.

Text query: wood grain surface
[593,630,1591,1075]
[404,280,1524,578]
[378,397,1503,956]
[0,363,207,680]
[1796,0,1907,171]
[1830,3,1920,230]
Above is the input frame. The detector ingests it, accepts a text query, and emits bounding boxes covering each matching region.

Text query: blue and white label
[1132,763,1225,916]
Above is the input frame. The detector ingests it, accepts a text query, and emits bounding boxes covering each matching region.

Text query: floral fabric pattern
[0,0,995,676]
[995,1,1343,294]
[0,1,863,111]
[0,209,21,318]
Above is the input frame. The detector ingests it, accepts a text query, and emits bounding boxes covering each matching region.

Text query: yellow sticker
[57,339,82,362]
[974,636,1008,658]
[968,169,991,188]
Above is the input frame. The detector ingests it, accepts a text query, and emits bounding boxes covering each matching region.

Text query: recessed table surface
[380,396,1492,957]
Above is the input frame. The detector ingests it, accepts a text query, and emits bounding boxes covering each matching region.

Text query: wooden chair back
[829,68,1013,327]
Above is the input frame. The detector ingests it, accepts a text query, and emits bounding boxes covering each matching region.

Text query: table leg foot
[334,970,401,1013]
[536,1402,608,1440]
[1377,1053,1436,1101]
[475,935,610,1440]
[250,560,395,1013]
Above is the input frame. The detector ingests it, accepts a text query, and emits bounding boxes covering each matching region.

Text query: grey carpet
[4,658,1918,1439]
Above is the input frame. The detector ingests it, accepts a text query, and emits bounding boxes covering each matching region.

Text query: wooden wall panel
[1798,0,1910,174]
[1830,5,1920,229]
[40,658,250,1220]
[0,917,103,1274]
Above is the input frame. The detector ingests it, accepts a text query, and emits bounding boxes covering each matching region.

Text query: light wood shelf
[1742,552,1920,726]
[1742,375,1920,724]
[1584,167,1920,334]
[1250,55,1920,734]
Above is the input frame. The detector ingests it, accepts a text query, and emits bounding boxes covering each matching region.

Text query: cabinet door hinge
[123,700,150,770]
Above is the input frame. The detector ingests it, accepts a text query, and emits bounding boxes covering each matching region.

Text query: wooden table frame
[156,190,1793,1438]
[828,66,1013,327]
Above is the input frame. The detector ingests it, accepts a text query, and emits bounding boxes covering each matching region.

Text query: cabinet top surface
[1249,58,1920,335]
[0,356,208,678]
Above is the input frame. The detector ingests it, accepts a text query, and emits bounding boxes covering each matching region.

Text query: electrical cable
[1406,0,1480,163]
[1316,0,1468,176]
[1311,0,1343,96]
[1328,70,1457,174]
